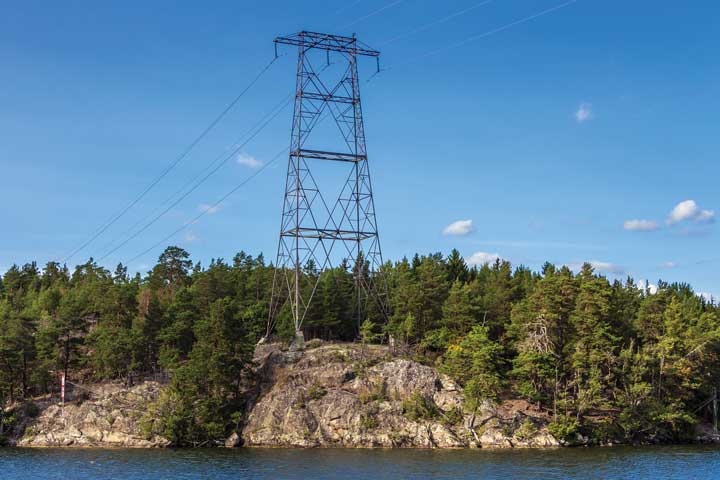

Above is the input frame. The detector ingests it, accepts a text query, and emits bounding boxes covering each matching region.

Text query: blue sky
[1,0,718,298]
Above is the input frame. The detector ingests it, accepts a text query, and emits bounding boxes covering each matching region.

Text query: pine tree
[446,249,468,283]
[569,263,616,419]
[448,281,479,332]
[55,288,90,380]
[440,325,504,407]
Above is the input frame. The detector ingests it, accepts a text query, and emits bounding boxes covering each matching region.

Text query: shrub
[306,383,327,401]
[359,413,379,431]
[514,417,538,440]
[401,392,438,422]
[358,382,386,404]
[359,403,380,431]
[548,416,580,443]
[439,326,504,408]
[441,407,464,426]
[2,411,18,429]
[328,350,349,364]
[359,320,383,344]
[587,418,621,445]
[353,358,381,379]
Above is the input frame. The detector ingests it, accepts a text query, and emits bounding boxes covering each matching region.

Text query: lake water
[2,446,720,479]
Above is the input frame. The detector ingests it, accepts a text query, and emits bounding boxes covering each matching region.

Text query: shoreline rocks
[9,382,170,448]
[240,343,560,449]
[7,342,720,449]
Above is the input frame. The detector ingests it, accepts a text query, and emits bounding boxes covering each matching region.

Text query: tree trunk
[21,352,28,398]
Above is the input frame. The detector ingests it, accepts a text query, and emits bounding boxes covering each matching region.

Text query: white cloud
[443,219,474,236]
[478,239,606,250]
[237,153,263,169]
[575,102,593,123]
[667,200,715,225]
[638,279,659,295]
[623,219,659,232]
[699,292,717,304]
[660,261,676,269]
[466,251,501,266]
[589,260,624,274]
[697,209,716,222]
[184,231,198,243]
[568,260,624,275]
[199,203,220,214]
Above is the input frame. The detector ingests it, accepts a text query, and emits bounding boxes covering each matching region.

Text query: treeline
[0,247,718,444]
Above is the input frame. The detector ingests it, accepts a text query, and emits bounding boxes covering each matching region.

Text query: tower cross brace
[267,31,388,342]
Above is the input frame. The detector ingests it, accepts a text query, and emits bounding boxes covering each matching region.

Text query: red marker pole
[60,372,65,407]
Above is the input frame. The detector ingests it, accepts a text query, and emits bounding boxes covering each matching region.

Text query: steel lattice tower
[267,31,388,344]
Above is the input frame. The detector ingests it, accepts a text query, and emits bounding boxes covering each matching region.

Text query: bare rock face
[224,432,242,448]
[10,343,561,449]
[16,382,170,448]
[240,343,560,449]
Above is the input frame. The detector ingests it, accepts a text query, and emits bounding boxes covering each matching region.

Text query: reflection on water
[1,446,719,479]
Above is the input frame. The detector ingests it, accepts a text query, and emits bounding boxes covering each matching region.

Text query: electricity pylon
[266,31,388,346]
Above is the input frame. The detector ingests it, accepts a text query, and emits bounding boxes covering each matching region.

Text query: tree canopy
[1,247,718,445]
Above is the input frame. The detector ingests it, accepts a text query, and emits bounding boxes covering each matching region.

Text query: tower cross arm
[274,31,380,57]
[267,30,389,341]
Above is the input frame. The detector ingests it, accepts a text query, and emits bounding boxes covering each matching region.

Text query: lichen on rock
[241,342,560,449]
[7,343,566,449]
[13,382,170,448]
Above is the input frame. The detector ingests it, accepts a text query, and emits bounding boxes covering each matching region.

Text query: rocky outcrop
[241,342,560,448]
[7,343,563,449]
[14,382,169,448]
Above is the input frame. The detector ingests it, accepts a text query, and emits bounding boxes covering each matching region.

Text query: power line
[97,95,294,263]
[378,0,493,46]
[58,55,282,264]
[342,0,406,29]
[334,0,363,16]
[102,62,339,264]
[375,0,578,75]
[124,103,340,267]
[96,92,293,260]
[124,146,288,266]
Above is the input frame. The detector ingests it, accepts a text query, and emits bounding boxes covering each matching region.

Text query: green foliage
[359,320,383,344]
[441,407,464,426]
[421,327,452,352]
[401,392,438,422]
[1,246,719,446]
[441,281,479,338]
[514,417,539,440]
[2,411,18,429]
[327,349,349,364]
[358,382,387,404]
[511,350,556,404]
[359,406,379,431]
[305,338,323,350]
[587,418,622,445]
[305,383,327,401]
[142,296,254,446]
[439,325,504,407]
[548,416,580,443]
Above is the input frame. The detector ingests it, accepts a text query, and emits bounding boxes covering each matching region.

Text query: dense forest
[1,246,719,445]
